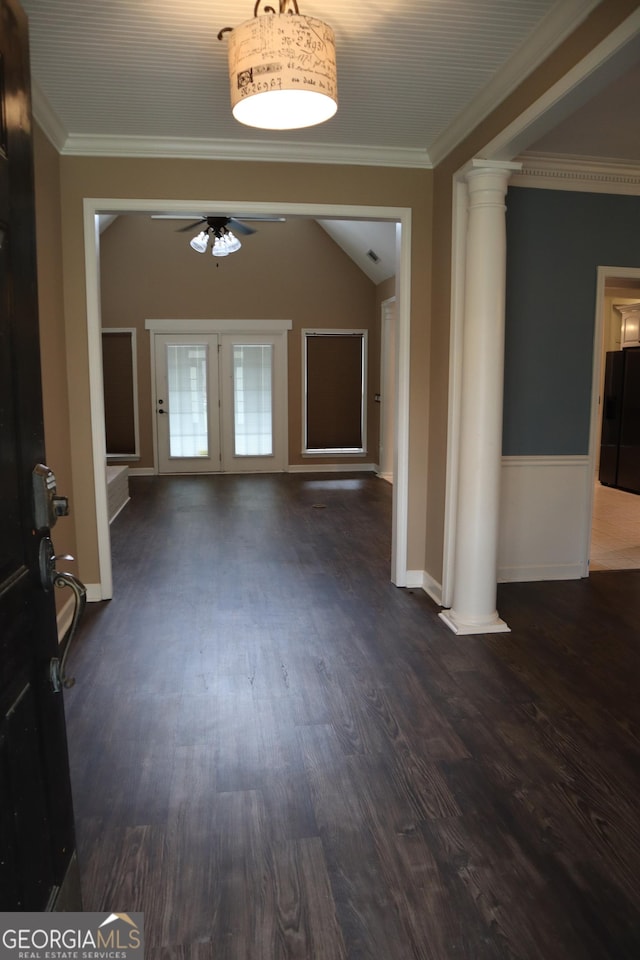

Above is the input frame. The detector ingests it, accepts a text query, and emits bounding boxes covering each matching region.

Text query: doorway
[85,200,412,599]
[589,267,640,572]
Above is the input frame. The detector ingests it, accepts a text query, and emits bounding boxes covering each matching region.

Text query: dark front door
[0,0,78,910]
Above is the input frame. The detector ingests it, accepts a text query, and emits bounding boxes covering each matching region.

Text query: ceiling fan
[175,215,257,236]
[152,214,285,233]
[152,214,286,257]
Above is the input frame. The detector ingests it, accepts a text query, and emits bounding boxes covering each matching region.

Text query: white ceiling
[317,220,397,283]
[21,1,640,284]
[22,0,612,166]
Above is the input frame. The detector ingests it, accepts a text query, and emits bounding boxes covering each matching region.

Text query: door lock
[33,464,70,530]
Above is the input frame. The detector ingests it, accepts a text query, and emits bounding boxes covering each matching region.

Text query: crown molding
[31,77,68,151]
[428,0,601,167]
[511,154,640,195]
[60,133,432,169]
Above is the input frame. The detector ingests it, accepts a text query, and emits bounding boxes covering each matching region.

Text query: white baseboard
[131,465,379,477]
[498,562,585,583]
[422,571,443,605]
[288,463,377,473]
[86,583,103,602]
[109,496,131,523]
[403,569,443,605]
[404,569,425,589]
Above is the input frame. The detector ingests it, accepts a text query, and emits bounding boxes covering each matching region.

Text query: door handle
[49,561,87,693]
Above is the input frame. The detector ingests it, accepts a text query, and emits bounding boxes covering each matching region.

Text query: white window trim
[145,318,292,334]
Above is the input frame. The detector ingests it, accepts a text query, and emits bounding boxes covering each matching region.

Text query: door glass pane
[166,344,208,458]
[233,344,273,456]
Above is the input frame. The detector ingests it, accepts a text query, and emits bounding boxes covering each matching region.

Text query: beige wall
[33,125,78,582]
[376,276,396,305]
[99,215,379,468]
[54,157,432,586]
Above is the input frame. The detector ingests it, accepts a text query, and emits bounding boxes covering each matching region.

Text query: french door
[153,332,286,474]
[154,334,221,473]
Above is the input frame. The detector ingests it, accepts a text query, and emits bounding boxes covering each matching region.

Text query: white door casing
[379,297,396,482]
[86,203,411,600]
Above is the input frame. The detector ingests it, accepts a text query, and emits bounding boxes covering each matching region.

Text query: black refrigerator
[599,346,640,494]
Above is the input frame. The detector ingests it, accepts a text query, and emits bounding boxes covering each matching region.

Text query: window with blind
[304,330,366,454]
[102,329,139,458]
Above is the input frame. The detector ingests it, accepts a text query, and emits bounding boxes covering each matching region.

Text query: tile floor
[590,482,640,571]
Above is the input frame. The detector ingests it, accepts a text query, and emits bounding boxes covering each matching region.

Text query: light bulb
[190,231,209,253]
[226,231,241,253]
[212,236,229,257]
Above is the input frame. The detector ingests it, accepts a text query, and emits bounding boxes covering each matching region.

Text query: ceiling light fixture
[218,0,337,131]
[190,225,242,258]
[189,231,209,253]
[212,236,229,258]
[225,232,242,253]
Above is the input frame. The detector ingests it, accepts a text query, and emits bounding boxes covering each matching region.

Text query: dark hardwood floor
[64,473,640,959]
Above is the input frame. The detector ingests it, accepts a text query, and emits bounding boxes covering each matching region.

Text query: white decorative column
[440,160,520,635]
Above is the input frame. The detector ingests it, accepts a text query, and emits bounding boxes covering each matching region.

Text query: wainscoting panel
[498,456,591,582]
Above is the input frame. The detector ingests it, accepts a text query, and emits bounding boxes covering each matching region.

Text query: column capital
[470,158,522,172]
[463,158,522,191]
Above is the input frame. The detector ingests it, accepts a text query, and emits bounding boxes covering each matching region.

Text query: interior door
[0,0,79,910]
[220,333,286,473]
[154,334,221,474]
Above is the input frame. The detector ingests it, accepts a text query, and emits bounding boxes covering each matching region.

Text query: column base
[438,608,511,636]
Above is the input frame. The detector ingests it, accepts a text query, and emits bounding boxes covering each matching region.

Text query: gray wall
[503,187,640,456]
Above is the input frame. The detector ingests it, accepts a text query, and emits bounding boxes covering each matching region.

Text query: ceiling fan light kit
[212,237,229,257]
[189,231,209,253]
[225,232,242,253]
[211,232,242,257]
[163,215,283,261]
[182,217,251,259]
[218,0,337,131]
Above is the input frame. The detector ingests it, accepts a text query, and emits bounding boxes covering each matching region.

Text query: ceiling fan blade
[228,218,257,236]
[176,219,207,233]
[236,215,287,222]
